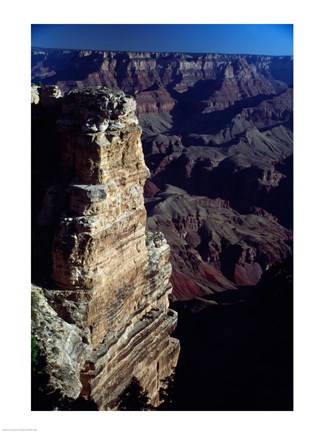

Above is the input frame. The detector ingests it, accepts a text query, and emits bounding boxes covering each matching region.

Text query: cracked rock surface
[32,87,179,409]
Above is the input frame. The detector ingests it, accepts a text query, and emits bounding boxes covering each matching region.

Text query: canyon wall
[32,50,293,104]
[31,86,179,409]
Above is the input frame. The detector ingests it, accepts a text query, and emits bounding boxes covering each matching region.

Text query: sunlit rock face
[32,86,179,410]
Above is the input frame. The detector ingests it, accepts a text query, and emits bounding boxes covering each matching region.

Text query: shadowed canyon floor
[169,263,293,410]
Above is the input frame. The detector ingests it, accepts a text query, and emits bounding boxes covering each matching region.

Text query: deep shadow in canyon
[168,258,293,411]
[168,91,283,135]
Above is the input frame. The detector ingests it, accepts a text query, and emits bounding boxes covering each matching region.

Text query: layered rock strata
[32,49,293,114]
[32,87,179,409]
[146,186,292,301]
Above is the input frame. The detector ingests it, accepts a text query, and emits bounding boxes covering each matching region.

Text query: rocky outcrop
[32,285,90,399]
[31,83,40,104]
[31,87,179,410]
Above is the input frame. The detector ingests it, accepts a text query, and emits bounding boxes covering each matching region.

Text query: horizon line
[31,46,293,58]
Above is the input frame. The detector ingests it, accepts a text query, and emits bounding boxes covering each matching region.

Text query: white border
[1,1,323,431]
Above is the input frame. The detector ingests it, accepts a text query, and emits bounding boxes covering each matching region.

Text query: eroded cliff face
[31,86,179,410]
[32,49,292,114]
[146,185,292,300]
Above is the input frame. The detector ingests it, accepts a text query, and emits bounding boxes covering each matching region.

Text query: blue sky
[31,24,293,56]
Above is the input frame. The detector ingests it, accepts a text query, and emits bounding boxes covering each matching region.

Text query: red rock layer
[32,49,292,115]
[147,186,292,301]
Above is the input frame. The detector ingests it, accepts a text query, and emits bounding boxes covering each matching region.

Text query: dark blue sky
[31,24,293,56]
